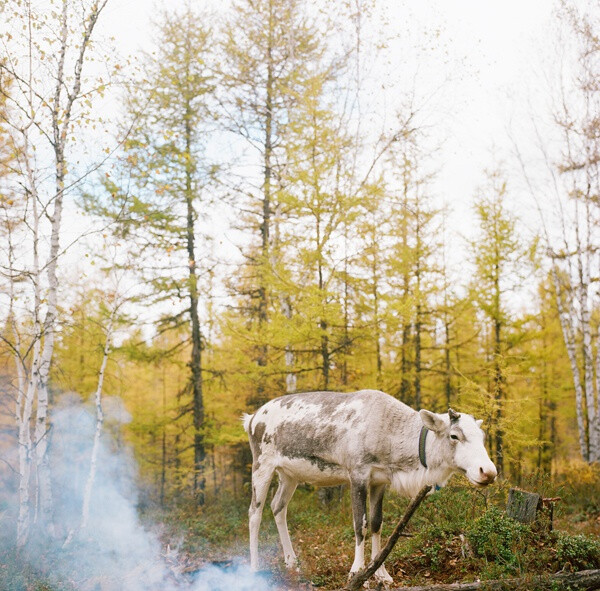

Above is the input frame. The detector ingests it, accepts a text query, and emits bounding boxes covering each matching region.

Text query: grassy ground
[159,467,600,589]
[2,468,599,590]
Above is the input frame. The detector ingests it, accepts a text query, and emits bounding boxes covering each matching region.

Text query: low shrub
[556,532,600,570]
[467,506,530,571]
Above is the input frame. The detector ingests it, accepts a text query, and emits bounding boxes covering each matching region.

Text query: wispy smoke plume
[5,395,272,591]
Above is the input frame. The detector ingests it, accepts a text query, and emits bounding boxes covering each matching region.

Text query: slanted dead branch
[344,485,432,591]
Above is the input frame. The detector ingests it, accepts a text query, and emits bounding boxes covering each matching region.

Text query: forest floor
[1,468,599,590]
[157,468,600,590]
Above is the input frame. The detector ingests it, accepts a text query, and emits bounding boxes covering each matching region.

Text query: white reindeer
[243,389,497,586]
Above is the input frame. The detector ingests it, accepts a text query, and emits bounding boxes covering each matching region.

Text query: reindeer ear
[448,408,461,424]
[475,419,483,428]
[420,410,447,433]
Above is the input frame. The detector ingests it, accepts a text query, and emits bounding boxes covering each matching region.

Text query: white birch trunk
[63,310,114,547]
[16,159,42,546]
[576,201,598,462]
[33,0,109,535]
[80,314,112,529]
[17,362,37,548]
[551,266,589,461]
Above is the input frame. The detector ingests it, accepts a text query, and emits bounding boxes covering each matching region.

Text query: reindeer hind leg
[271,470,298,570]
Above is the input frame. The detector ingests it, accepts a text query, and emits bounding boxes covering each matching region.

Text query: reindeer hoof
[284,555,300,572]
[373,566,394,587]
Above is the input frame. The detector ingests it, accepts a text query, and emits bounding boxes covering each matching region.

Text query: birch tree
[518,2,600,463]
[62,289,122,547]
[0,0,112,543]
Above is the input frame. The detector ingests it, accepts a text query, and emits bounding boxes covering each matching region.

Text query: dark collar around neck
[419,425,429,468]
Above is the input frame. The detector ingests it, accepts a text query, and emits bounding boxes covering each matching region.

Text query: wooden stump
[506,488,560,531]
[506,488,541,523]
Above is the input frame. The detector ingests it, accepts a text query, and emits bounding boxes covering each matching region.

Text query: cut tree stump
[506,487,561,531]
[506,488,540,523]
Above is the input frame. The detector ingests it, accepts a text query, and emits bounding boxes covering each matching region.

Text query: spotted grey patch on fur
[244,389,497,584]
[274,421,342,472]
[250,421,267,453]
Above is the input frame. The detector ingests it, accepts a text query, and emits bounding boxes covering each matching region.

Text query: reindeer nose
[479,465,497,483]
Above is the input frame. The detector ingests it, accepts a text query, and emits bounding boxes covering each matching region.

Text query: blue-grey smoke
[6,395,273,591]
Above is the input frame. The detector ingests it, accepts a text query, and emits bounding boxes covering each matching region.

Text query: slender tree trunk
[160,363,167,507]
[319,247,329,389]
[342,229,350,387]
[183,96,205,504]
[255,0,275,399]
[80,312,113,529]
[282,297,296,393]
[399,169,411,402]
[16,131,43,547]
[576,203,598,461]
[444,319,452,409]
[551,265,588,460]
[317,232,330,389]
[414,214,422,409]
[321,320,330,389]
[400,322,411,401]
[414,303,422,409]
[493,303,504,474]
[441,213,452,410]
[17,349,38,548]
[371,242,382,388]
[538,326,548,471]
[63,309,115,547]
[7,181,35,548]
[272,202,296,393]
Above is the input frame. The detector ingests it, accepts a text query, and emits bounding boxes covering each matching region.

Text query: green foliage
[556,533,600,570]
[467,506,530,570]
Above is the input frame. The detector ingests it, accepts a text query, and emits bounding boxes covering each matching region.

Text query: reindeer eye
[450,434,459,441]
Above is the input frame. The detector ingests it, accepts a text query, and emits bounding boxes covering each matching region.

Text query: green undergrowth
[2,470,599,590]
[148,474,600,589]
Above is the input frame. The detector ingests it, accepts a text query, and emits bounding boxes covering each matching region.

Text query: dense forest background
[1,0,600,553]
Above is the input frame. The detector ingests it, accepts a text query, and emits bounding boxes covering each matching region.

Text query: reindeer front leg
[370,483,393,586]
[349,476,369,577]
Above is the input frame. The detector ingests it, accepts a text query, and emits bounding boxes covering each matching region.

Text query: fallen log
[337,569,600,591]
[344,485,432,591]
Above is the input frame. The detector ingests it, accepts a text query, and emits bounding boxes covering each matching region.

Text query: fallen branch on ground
[369,569,600,591]
[344,485,432,591]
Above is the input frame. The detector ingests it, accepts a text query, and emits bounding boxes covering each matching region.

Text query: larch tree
[382,143,442,409]
[469,170,528,476]
[85,7,215,503]
[219,0,329,404]
[281,68,359,391]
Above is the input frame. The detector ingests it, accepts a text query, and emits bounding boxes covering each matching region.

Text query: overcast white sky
[98,0,557,228]
[61,0,563,312]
